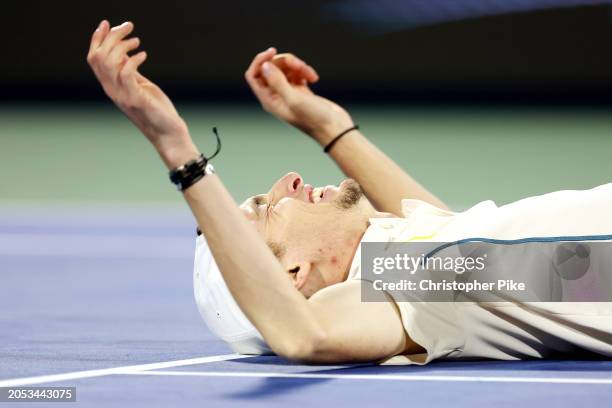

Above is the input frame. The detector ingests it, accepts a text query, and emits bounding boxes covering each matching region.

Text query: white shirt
[347,183,612,364]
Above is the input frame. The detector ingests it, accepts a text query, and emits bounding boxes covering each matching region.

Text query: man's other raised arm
[245,49,449,215]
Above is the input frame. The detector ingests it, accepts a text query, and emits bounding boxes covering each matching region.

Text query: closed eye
[253,195,267,206]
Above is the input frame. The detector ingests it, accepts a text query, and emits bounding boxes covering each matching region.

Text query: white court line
[0,354,251,387]
[125,370,612,385]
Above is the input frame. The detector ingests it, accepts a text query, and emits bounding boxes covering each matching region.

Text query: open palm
[87,21,188,151]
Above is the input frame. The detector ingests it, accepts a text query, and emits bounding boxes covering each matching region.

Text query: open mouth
[311,187,324,204]
[304,182,341,204]
[311,185,338,204]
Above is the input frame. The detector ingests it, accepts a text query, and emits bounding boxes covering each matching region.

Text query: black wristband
[323,125,359,153]
[169,154,208,191]
[169,127,222,191]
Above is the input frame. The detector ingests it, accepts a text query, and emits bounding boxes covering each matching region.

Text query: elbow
[273,329,328,363]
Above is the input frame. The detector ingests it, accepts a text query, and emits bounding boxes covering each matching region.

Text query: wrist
[309,122,352,146]
[306,109,354,146]
[310,121,356,147]
[322,125,359,153]
[156,135,201,170]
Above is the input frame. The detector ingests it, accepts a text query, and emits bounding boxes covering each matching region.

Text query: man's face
[240,172,374,297]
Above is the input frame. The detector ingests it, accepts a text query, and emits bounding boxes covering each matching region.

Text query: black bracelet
[323,125,359,153]
[168,127,222,191]
[169,154,208,191]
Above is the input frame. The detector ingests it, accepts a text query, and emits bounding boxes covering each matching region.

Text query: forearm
[322,130,449,215]
[168,149,325,357]
[88,23,326,360]
[243,48,448,215]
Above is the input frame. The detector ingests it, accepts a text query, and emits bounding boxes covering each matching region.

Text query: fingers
[88,20,142,82]
[118,37,141,54]
[119,51,148,91]
[98,22,134,56]
[261,61,293,101]
[245,47,277,97]
[272,53,319,84]
[88,20,109,56]
[281,54,318,83]
[108,36,141,69]
[303,64,319,83]
[245,47,277,80]
[87,20,145,103]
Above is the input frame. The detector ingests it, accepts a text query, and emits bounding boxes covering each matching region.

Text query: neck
[338,210,396,282]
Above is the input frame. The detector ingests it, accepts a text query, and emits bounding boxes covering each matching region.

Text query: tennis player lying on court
[87,21,612,364]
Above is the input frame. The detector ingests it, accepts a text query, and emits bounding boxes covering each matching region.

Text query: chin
[334,179,364,209]
[339,178,357,190]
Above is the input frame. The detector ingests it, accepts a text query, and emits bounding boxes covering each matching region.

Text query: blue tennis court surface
[1,205,611,407]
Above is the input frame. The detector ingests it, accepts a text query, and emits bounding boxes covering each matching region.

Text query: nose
[284,172,303,194]
[269,172,303,203]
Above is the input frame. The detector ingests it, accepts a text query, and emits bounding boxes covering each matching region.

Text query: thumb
[262,61,294,100]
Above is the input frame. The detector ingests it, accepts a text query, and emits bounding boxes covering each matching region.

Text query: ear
[287,261,312,290]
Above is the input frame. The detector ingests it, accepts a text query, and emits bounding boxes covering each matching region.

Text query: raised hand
[87,20,198,167]
[245,48,354,146]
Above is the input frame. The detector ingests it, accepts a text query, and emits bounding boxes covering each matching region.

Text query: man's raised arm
[245,49,449,215]
[86,20,328,359]
[87,21,416,364]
